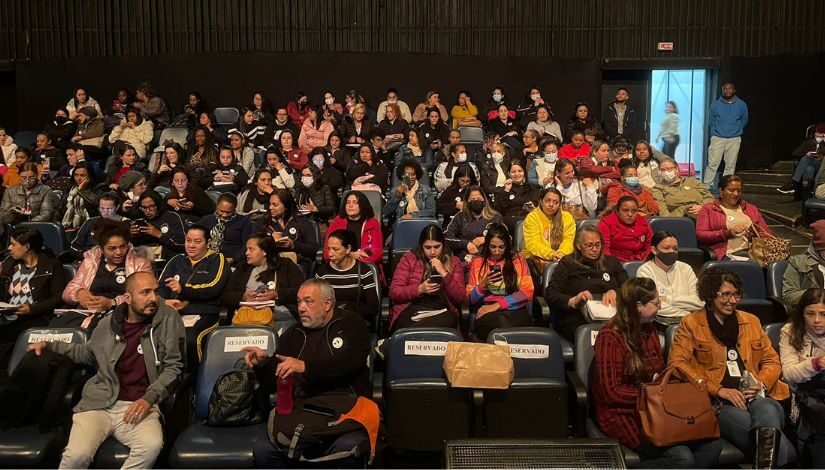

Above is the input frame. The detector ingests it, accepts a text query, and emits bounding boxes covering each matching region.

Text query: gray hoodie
[47,301,185,413]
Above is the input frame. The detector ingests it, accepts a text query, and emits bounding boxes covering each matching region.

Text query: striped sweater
[465,255,534,311]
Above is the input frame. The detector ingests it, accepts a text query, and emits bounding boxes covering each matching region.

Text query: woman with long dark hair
[444,185,502,261]
[186,126,219,175]
[466,223,534,341]
[345,144,389,193]
[164,167,215,223]
[522,186,576,270]
[237,168,274,223]
[324,191,384,276]
[261,189,320,276]
[149,142,187,190]
[293,163,336,224]
[298,105,334,152]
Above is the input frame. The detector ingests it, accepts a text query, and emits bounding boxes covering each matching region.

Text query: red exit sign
[657,42,674,51]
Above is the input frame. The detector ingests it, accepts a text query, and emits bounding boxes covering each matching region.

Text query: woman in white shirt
[553,159,597,219]
[636,231,703,331]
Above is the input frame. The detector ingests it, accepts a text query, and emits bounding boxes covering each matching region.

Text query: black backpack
[207,360,266,426]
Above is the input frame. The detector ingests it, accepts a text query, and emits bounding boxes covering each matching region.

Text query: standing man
[29,271,185,469]
[603,88,641,144]
[704,82,749,188]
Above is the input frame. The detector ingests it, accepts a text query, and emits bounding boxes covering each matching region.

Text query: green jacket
[782,252,825,309]
[48,301,185,413]
[651,177,714,218]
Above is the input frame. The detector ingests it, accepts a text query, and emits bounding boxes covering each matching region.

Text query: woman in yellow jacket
[522,187,576,270]
[450,91,480,128]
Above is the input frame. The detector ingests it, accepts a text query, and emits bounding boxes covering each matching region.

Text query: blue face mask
[625,177,640,187]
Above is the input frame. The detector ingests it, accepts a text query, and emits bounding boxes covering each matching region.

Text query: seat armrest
[160,372,196,447]
[567,371,588,437]
[536,297,550,323]
[218,307,229,325]
[767,296,790,323]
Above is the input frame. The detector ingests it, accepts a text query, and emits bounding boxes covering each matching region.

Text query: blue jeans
[633,438,723,468]
[717,397,796,466]
[793,155,821,183]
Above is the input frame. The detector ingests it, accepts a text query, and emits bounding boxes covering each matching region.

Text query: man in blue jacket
[704,82,749,188]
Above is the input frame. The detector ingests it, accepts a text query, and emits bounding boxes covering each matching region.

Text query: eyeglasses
[140,204,157,211]
[19,176,37,181]
[580,242,602,250]
[717,291,742,301]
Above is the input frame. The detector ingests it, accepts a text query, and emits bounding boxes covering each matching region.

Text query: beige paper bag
[443,342,514,389]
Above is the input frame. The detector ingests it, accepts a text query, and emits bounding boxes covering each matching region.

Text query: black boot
[751,426,781,469]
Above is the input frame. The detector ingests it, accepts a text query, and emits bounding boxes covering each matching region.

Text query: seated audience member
[579,140,621,182]
[546,225,628,341]
[320,91,344,126]
[520,129,541,162]
[444,185,502,261]
[0,228,65,346]
[345,144,389,193]
[233,107,266,152]
[412,90,449,123]
[261,189,319,276]
[367,130,390,169]
[378,102,411,151]
[450,90,479,128]
[436,165,478,226]
[33,131,67,171]
[598,196,653,263]
[294,164,336,224]
[385,159,436,221]
[197,193,261,265]
[604,163,660,217]
[63,219,152,311]
[593,277,723,468]
[298,105,335,152]
[4,147,42,187]
[66,87,102,119]
[390,225,465,333]
[237,168,273,223]
[197,112,228,145]
[783,220,825,309]
[326,130,352,174]
[492,160,541,233]
[201,145,249,194]
[651,158,714,218]
[668,267,795,468]
[696,175,771,261]
[516,87,545,124]
[0,162,55,226]
[485,104,522,150]
[308,147,343,194]
[259,147,296,190]
[130,191,185,261]
[472,131,498,171]
[164,167,215,223]
[325,191,384,275]
[158,224,230,362]
[148,142,186,190]
[31,271,183,469]
[418,108,451,153]
[523,187,576,270]
[342,103,374,146]
[483,87,510,122]
[632,140,661,188]
[262,107,301,149]
[558,130,591,162]
[528,139,561,188]
[778,123,825,196]
[222,233,304,333]
[636,231,703,330]
[554,159,599,220]
[527,104,562,142]
[227,130,256,177]
[287,91,311,127]
[779,288,825,467]
[116,171,149,219]
[0,127,16,169]
[71,107,106,151]
[186,126,219,174]
[466,223,533,340]
[44,108,78,150]
[434,144,480,194]
[108,108,154,159]
[133,82,169,128]
[376,88,413,123]
[71,192,128,260]
[441,126,463,161]
[61,162,100,230]
[106,145,147,190]
[248,92,273,125]
[246,278,373,468]
[393,129,433,173]
[479,142,510,196]
[316,229,380,325]
[57,143,86,178]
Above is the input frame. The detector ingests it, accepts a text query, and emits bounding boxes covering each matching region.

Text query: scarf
[209,213,236,253]
[405,181,420,214]
[407,143,422,157]
[623,182,643,195]
[61,185,89,229]
[806,326,825,353]
[494,162,506,187]
[807,244,825,266]
[706,308,739,349]
[243,189,270,213]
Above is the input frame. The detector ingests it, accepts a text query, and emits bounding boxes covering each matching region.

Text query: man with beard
[197,193,261,265]
[603,87,641,144]
[0,161,56,230]
[704,82,749,189]
[29,271,185,469]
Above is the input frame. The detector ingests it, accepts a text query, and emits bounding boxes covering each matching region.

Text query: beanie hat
[812,220,825,251]
[118,171,145,192]
[79,106,98,119]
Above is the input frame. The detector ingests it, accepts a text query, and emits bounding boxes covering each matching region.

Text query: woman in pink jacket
[696,175,771,261]
[298,105,335,152]
[389,224,465,332]
[62,219,152,310]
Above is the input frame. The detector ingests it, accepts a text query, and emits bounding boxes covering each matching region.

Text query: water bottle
[276,376,294,415]
[739,370,757,406]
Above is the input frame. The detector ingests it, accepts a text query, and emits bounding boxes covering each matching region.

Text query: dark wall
[2,0,824,62]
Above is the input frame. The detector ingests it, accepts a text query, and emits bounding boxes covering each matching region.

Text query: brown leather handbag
[637,365,720,447]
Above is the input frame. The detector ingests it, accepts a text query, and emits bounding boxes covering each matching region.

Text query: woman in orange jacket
[604,163,660,216]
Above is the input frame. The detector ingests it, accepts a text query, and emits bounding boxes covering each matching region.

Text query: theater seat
[170,326,277,468]
[383,327,470,452]
[704,260,782,324]
[535,262,573,364]
[484,328,568,439]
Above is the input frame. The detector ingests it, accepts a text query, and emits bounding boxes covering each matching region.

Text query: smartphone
[429,273,443,284]
[133,218,148,227]
[178,198,188,204]
[523,201,535,211]
[403,174,413,188]
[490,265,502,275]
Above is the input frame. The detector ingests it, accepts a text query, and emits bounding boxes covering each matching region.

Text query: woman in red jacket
[593,277,722,467]
[558,130,591,163]
[696,175,772,261]
[578,140,621,183]
[604,163,660,216]
[389,224,465,332]
[324,190,384,278]
[597,196,653,262]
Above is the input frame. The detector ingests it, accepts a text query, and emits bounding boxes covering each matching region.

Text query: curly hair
[696,267,743,307]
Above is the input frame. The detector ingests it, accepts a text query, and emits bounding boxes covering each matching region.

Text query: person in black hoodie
[244,278,371,468]
[43,108,77,151]
[417,108,450,154]
[261,189,320,277]
[130,191,186,261]
[492,159,541,233]
[294,163,336,225]
[199,145,249,194]
[326,131,353,175]
[0,228,65,346]
[603,88,641,144]
[222,232,305,330]
[436,164,478,227]
[345,144,389,193]
[308,147,344,196]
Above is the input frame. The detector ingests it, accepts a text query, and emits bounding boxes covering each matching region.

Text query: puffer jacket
[62,245,152,306]
[298,120,334,152]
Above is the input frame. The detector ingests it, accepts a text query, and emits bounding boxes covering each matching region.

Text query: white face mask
[301,176,314,188]
[324,98,334,106]
[544,152,558,163]
[457,152,467,163]
[531,94,541,101]
[817,137,824,143]
[661,170,677,183]
[492,152,504,163]
[492,94,502,102]
[312,155,325,168]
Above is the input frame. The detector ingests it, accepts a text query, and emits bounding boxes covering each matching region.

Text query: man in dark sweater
[197,193,261,265]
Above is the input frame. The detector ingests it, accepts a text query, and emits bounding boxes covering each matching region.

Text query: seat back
[13,131,38,150]
[648,216,698,248]
[391,218,438,252]
[487,327,564,381]
[62,264,77,280]
[766,260,789,299]
[704,260,767,299]
[514,219,525,252]
[193,326,278,420]
[10,328,88,373]
[205,191,221,204]
[574,323,603,387]
[664,324,680,361]
[214,107,240,126]
[576,218,598,231]
[385,327,463,383]
[764,322,783,353]
[156,127,190,148]
[15,221,68,254]
[458,126,484,144]
[341,189,384,223]
[622,260,645,278]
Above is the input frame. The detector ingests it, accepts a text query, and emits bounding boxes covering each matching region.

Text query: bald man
[30,272,185,469]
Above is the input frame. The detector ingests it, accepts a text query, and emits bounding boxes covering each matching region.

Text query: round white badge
[267,281,276,290]
[640,235,646,242]
[160,225,169,234]
[683,186,690,190]
[174,275,181,281]
[116,275,126,284]
[289,227,297,235]
[603,273,611,282]
[727,216,735,222]
[399,201,406,207]
[137,344,144,355]
[425,133,430,138]
[455,197,461,202]
[22,285,30,294]
[332,337,344,349]
[727,349,738,361]
[509,194,515,200]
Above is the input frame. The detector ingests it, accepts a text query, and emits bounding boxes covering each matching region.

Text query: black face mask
[656,251,678,267]
[468,200,485,214]
[55,116,68,124]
